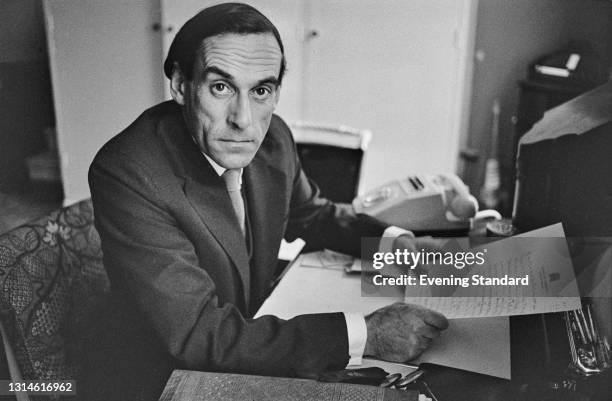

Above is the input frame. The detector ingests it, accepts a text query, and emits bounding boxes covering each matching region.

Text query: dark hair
[163,2,286,84]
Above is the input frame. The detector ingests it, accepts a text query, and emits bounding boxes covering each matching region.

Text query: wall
[50,0,476,201]
[464,0,612,205]
[160,0,478,192]
[301,0,477,191]
[0,0,47,63]
[0,0,54,188]
[45,0,165,204]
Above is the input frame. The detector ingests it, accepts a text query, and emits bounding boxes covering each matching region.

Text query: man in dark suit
[87,3,447,399]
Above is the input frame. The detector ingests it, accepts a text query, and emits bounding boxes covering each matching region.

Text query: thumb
[414,237,446,252]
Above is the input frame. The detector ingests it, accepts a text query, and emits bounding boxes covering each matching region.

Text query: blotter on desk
[159,370,417,401]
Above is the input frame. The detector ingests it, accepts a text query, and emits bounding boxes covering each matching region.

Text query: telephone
[353,174,479,234]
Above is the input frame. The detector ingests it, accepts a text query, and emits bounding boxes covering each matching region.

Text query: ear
[169,62,187,105]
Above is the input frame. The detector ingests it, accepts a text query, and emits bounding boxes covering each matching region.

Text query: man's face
[174,33,283,169]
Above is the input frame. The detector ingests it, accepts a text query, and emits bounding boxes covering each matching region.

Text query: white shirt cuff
[379,225,414,253]
[344,227,412,366]
[343,312,367,366]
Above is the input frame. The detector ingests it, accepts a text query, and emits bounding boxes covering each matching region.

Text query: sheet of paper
[277,238,306,261]
[404,223,581,318]
[300,249,354,269]
[348,358,418,377]
[404,296,580,319]
[413,317,511,379]
[345,258,362,273]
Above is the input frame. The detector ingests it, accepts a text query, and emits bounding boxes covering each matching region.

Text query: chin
[219,154,255,169]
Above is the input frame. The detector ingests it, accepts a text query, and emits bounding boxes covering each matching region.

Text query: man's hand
[392,234,447,275]
[363,302,448,362]
[393,234,445,255]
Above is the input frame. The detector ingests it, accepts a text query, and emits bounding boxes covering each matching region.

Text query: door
[44,0,165,204]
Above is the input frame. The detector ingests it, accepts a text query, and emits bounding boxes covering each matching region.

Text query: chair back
[0,199,108,383]
[291,122,372,203]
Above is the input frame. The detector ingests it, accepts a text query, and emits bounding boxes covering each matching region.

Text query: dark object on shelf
[510,81,612,401]
[530,48,608,86]
[513,81,612,236]
[499,45,608,216]
[530,42,609,85]
[500,79,601,216]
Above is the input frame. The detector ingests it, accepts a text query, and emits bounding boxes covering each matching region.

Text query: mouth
[218,139,255,152]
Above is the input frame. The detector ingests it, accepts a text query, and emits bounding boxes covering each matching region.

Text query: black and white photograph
[1,1,611,400]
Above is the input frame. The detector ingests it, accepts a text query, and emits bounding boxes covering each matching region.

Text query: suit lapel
[159,106,251,306]
[184,176,251,299]
[244,152,287,304]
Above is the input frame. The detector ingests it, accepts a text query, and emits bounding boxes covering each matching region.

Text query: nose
[228,93,252,130]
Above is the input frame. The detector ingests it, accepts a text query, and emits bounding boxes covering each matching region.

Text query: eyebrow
[202,66,280,88]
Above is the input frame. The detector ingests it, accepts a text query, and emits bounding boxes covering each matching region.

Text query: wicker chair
[0,199,109,400]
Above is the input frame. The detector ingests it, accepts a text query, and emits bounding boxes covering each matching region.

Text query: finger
[393,235,417,253]
[414,336,432,354]
[414,237,446,252]
[416,324,441,339]
[399,231,415,239]
[421,310,449,330]
[419,336,433,348]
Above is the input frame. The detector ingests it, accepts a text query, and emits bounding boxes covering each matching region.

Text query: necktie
[222,169,245,234]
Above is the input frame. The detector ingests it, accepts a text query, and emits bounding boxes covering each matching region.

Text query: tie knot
[222,169,241,192]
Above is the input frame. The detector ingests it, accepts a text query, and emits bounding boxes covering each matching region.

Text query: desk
[256,253,511,379]
[255,252,612,400]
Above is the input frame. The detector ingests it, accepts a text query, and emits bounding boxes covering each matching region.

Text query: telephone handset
[353,174,479,234]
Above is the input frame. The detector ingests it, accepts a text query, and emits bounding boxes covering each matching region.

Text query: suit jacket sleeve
[89,148,350,379]
[281,123,388,256]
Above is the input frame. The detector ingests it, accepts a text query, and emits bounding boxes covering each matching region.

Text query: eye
[252,86,273,100]
[210,82,233,96]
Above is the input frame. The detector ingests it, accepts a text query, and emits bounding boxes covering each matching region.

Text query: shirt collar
[202,152,243,185]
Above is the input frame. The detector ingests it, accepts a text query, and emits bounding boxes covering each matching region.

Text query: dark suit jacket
[86,101,386,399]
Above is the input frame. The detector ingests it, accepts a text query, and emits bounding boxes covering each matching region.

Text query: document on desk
[413,317,511,379]
[256,252,511,379]
[301,249,355,269]
[404,223,581,318]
